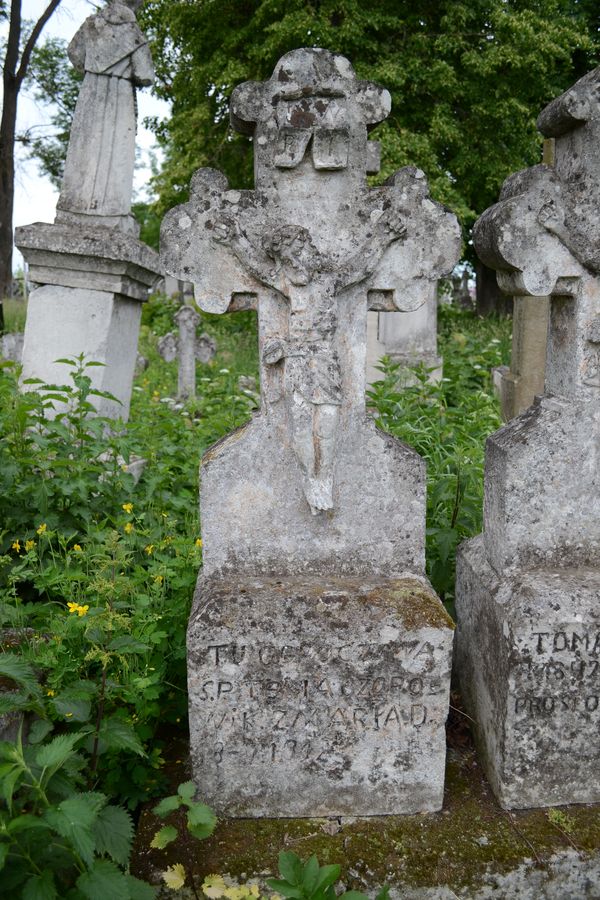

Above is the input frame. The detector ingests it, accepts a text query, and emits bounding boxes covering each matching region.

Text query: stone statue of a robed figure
[15,0,160,422]
[56,0,154,235]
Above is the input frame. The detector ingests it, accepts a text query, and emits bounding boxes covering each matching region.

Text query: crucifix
[163,49,460,819]
[162,48,460,523]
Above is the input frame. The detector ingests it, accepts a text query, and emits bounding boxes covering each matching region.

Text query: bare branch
[15,0,63,86]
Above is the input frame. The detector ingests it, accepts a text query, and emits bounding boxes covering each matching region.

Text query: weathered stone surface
[162,48,460,553]
[188,575,454,817]
[20,286,142,420]
[483,394,600,573]
[0,332,24,363]
[157,314,217,399]
[366,282,443,387]
[15,223,159,302]
[457,65,600,809]
[456,536,600,809]
[174,305,200,399]
[201,414,425,577]
[497,295,549,421]
[56,0,153,236]
[161,49,458,816]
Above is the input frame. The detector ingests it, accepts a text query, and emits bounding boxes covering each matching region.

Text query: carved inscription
[513,627,600,718]
[194,639,448,770]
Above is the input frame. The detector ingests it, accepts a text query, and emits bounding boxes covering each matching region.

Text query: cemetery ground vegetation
[0,296,509,893]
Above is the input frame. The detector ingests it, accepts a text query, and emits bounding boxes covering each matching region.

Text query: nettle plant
[0,356,204,803]
[0,721,156,899]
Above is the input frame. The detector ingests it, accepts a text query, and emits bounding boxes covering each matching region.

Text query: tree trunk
[0,0,22,328]
[475,259,513,317]
[0,0,63,330]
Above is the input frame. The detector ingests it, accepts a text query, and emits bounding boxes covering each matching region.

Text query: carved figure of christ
[212,212,407,513]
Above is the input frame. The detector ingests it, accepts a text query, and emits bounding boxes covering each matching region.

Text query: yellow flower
[73,544,82,552]
[11,540,21,553]
[67,602,89,617]
[36,523,47,535]
[122,502,134,514]
[65,712,73,718]
[202,875,227,899]
[46,689,55,697]
[153,574,164,585]
[144,544,154,555]
[195,538,203,548]
[162,864,186,890]
[121,463,128,472]
[124,522,134,535]
[25,540,36,552]
[152,391,160,402]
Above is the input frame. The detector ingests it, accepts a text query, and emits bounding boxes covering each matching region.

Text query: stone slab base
[15,222,160,301]
[187,574,454,817]
[455,535,600,810]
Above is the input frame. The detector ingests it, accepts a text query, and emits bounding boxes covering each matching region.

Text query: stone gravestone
[0,333,24,364]
[366,282,443,388]
[15,0,160,421]
[162,49,460,817]
[455,67,600,809]
[157,309,216,399]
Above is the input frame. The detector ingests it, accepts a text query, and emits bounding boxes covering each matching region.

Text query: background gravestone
[157,310,217,399]
[162,48,460,817]
[15,0,160,421]
[366,282,443,388]
[455,66,600,809]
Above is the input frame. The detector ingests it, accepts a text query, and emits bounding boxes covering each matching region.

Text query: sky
[5,0,170,270]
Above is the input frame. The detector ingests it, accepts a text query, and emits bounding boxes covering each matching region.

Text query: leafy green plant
[0,725,155,899]
[368,306,510,603]
[267,851,389,900]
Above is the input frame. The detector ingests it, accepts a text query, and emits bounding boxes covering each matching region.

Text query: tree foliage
[140,0,598,238]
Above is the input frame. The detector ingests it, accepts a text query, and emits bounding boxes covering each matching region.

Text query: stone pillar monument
[455,67,600,809]
[15,0,160,420]
[366,282,443,387]
[162,49,461,817]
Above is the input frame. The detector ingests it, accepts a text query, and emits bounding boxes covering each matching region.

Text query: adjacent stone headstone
[366,281,443,387]
[157,310,217,399]
[495,294,550,420]
[162,48,460,817]
[15,0,160,421]
[0,332,24,363]
[455,66,600,809]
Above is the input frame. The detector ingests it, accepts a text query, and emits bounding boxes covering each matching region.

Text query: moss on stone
[132,745,600,893]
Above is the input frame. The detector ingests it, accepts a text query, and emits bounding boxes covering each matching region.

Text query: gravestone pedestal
[189,575,453,816]
[457,537,600,809]
[16,224,159,420]
[456,66,600,809]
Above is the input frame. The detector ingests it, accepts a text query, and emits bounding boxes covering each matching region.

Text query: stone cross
[456,66,600,810]
[162,49,459,819]
[163,47,459,533]
[157,307,216,399]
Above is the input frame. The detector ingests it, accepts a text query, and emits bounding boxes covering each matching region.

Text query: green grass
[3,297,27,332]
